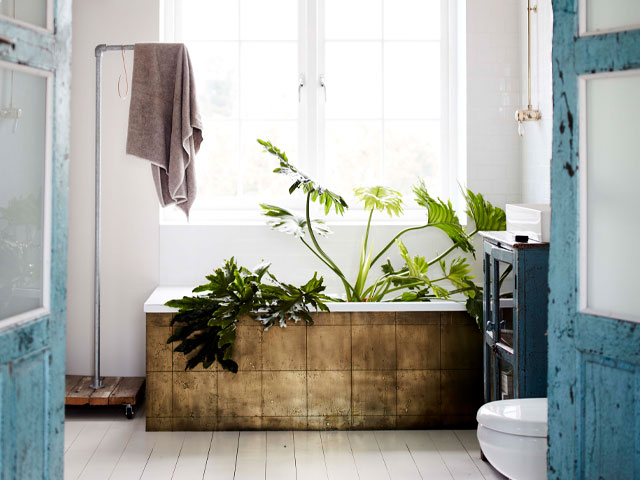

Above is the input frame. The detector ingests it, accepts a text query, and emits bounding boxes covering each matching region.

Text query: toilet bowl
[476,398,548,480]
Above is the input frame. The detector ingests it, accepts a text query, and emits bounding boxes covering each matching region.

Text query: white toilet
[476,398,548,480]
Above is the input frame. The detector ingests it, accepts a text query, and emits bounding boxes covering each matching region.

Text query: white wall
[67,0,160,377]
[66,0,526,376]
[521,0,553,203]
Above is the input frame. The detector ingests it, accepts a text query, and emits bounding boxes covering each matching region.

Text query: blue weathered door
[0,1,71,478]
[550,1,640,478]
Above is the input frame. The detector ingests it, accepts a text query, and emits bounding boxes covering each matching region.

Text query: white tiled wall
[466,0,523,207]
[520,0,553,203]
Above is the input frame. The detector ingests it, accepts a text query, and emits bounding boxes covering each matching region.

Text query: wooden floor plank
[140,432,185,480]
[402,430,453,480]
[266,431,296,480]
[374,431,422,480]
[172,432,213,480]
[109,376,145,405]
[320,431,359,480]
[348,431,390,480]
[293,431,328,480]
[64,421,111,480]
[77,422,136,480]
[89,377,121,406]
[64,421,86,453]
[108,430,159,480]
[203,431,240,480]
[454,430,506,480]
[66,375,84,396]
[234,431,267,480]
[428,431,485,480]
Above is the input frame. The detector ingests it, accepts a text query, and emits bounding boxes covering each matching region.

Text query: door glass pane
[583,72,640,322]
[0,64,49,322]
[586,0,640,34]
[0,0,48,29]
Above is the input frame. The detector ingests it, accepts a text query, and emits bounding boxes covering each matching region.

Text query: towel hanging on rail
[126,43,203,217]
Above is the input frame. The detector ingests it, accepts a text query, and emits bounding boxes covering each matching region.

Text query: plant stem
[363,209,374,253]
[427,228,478,267]
[304,193,355,298]
[370,223,433,266]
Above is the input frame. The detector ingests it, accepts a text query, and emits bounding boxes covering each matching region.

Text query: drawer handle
[0,36,16,49]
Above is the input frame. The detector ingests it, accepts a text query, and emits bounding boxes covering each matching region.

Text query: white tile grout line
[170,433,188,480]
[345,431,361,480]
[318,432,330,480]
[425,431,455,480]
[105,424,137,480]
[200,432,215,480]
[232,432,240,480]
[75,421,113,480]
[401,436,425,480]
[64,422,86,454]
[292,431,298,480]
[370,431,393,480]
[452,430,497,480]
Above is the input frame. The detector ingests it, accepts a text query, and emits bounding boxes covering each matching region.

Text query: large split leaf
[462,188,506,232]
[260,204,332,238]
[354,186,404,217]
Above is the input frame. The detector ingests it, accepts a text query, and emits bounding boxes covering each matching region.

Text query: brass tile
[397,325,440,370]
[396,312,440,325]
[441,370,483,416]
[146,372,172,418]
[172,417,217,431]
[311,312,350,326]
[236,315,259,326]
[234,326,263,371]
[352,371,396,416]
[441,415,477,429]
[262,416,308,430]
[147,326,173,372]
[147,313,173,327]
[441,323,482,370]
[441,311,475,326]
[396,415,441,429]
[307,326,351,370]
[262,325,306,370]
[171,326,209,372]
[146,417,172,431]
[173,371,217,418]
[351,416,397,430]
[307,416,351,430]
[217,416,263,430]
[307,371,351,416]
[397,370,440,416]
[262,371,307,416]
[352,325,396,370]
[351,312,395,325]
[218,371,262,417]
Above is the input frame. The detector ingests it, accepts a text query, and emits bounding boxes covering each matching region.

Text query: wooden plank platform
[65,375,145,406]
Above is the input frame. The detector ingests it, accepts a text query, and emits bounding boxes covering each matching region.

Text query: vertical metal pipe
[527,0,532,109]
[92,45,105,390]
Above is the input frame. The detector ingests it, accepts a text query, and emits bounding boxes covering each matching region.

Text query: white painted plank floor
[64,406,505,480]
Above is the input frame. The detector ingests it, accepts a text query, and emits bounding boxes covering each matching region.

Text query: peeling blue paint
[0,1,71,478]
[550,1,640,478]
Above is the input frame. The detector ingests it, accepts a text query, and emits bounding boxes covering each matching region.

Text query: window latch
[320,74,326,102]
[298,74,305,102]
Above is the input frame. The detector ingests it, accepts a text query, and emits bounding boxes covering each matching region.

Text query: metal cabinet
[481,231,549,402]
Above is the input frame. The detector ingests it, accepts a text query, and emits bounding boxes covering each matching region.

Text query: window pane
[325,42,382,119]
[240,42,298,119]
[195,120,240,201]
[0,66,48,321]
[181,0,239,41]
[384,121,440,198]
[586,0,640,34]
[240,0,297,40]
[188,43,238,119]
[384,0,440,40]
[324,121,382,195]
[0,0,47,29]
[384,42,440,119]
[241,121,298,198]
[325,0,382,40]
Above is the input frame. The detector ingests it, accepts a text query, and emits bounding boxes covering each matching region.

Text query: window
[163,0,462,223]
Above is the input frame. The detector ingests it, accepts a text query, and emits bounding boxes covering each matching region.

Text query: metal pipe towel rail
[92,43,135,390]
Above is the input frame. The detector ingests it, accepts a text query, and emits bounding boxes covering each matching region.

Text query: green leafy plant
[166,258,331,371]
[258,139,507,325]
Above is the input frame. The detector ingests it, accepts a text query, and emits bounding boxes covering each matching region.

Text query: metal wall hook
[298,74,305,102]
[320,74,326,101]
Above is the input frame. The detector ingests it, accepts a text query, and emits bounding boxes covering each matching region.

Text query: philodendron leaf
[462,187,506,232]
[260,204,332,238]
[413,180,474,254]
[354,186,404,217]
[258,139,349,215]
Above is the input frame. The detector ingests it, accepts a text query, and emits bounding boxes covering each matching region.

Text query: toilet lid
[477,398,547,437]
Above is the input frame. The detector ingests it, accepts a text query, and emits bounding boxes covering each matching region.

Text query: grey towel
[126,43,203,217]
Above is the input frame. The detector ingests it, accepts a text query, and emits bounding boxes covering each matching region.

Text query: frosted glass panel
[583,72,640,322]
[0,0,48,29]
[0,64,49,322]
[586,0,640,33]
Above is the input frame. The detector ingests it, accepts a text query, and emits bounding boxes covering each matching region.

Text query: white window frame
[160,0,465,225]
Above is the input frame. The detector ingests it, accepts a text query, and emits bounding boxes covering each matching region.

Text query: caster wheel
[125,404,134,419]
